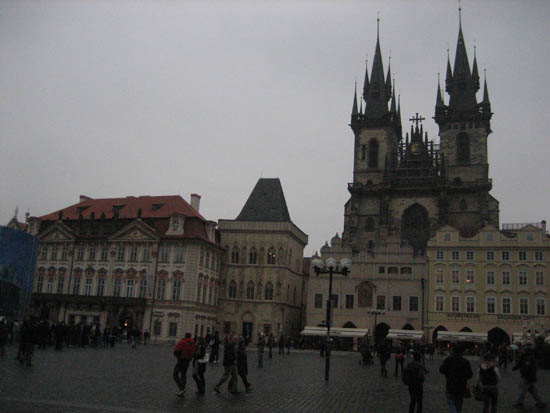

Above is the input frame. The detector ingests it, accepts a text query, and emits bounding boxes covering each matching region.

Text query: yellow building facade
[427,222,550,344]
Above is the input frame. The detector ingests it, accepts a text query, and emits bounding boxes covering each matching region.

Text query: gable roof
[39,195,205,222]
[236,178,291,222]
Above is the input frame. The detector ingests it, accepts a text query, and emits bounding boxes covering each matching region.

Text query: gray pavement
[1,343,548,412]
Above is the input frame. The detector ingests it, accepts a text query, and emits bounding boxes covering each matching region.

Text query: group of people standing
[397,343,547,413]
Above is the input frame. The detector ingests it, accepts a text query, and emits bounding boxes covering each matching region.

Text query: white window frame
[486,296,496,314]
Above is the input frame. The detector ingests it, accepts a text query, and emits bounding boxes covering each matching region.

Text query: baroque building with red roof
[26,193,222,340]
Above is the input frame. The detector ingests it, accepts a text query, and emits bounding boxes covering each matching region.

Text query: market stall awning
[436,331,487,343]
[386,329,424,341]
[300,326,369,338]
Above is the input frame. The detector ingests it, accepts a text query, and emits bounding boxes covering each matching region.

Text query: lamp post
[311,257,351,382]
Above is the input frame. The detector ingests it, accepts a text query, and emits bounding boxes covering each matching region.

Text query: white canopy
[386,329,424,341]
[300,326,369,338]
[436,331,487,343]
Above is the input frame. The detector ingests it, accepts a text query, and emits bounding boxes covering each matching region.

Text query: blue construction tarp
[0,226,39,317]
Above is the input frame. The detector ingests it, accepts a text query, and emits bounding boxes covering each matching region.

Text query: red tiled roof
[40,195,206,222]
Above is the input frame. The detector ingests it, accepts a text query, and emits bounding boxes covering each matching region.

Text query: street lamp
[311,257,351,382]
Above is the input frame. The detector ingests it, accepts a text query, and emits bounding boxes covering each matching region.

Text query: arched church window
[231,246,239,264]
[368,139,379,168]
[246,281,255,300]
[249,248,257,264]
[457,132,470,164]
[267,248,276,265]
[228,280,237,298]
[264,282,273,300]
[401,203,430,256]
[361,145,366,161]
[365,217,375,232]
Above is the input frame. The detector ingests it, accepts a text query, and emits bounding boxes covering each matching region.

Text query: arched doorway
[241,312,254,344]
[488,327,510,346]
[402,323,414,330]
[341,321,357,350]
[460,327,472,332]
[119,310,134,330]
[374,322,390,345]
[343,321,357,328]
[401,203,430,255]
[432,325,447,343]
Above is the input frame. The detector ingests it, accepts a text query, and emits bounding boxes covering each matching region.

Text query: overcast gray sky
[2,0,549,255]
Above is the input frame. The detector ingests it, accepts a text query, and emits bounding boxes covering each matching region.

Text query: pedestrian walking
[268,334,274,359]
[210,331,220,364]
[439,344,473,413]
[237,336,252,393]
[213,333,238,394]
[476,353,500,413]
[402,351,428,413]
[394,347,405,377]
[173,332,196,397]
[497,343,507,370]
[0,319,9,358]
[278,334,285,355]
[192,337,209,395]
[257,332,266,368]
[512,346,547,409]
[378,340,391,377]
[286,335,292,354]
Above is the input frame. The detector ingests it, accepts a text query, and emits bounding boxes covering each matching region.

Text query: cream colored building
[28,194,222,340]
[217,178,308,340]
[307,234,426,342]
[427,222,550,344]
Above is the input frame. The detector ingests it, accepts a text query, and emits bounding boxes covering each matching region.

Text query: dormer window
[172,219,179,231]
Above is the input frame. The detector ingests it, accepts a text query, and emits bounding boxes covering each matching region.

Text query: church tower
[350,20,401,187]
[434,10,499,234]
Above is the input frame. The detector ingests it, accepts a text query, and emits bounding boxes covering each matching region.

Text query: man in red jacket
[173,333,196,397]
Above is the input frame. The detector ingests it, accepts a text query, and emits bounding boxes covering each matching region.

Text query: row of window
[226,280,296,303]
[34,275,211,303]
[435,270,545,287]
[198,247,221,271]
[196,279,219,306]
[152,320,216,339]
[229,246,301,272]
[435,250,545,261]
[378,266,412,274]
[441,232,538,242]
[39,243,191,264]
[434,295,547,316]
[313,293,419,312]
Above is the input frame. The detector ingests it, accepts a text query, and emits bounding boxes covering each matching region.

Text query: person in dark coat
[403,351,428,413]
[378,340,391,377]
[213,333,238,394]
[476,353,500,413]
[192,337,208,395]
[267,334,275,359]
[278,334,285,355]
[237,336,252,393]
[512,347,547,408]
[439,344,473,413]
[210,331,220,363]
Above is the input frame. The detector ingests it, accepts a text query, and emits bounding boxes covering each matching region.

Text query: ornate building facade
[27,194,222,340]
[308,15,503,343]
[428,222,550,343]
[217,178,308,340]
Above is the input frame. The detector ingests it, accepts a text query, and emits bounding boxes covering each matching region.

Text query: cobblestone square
[1,344,549,412]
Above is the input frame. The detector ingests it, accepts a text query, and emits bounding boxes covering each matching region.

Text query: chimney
[542,220,547,234]
[80,195,92,203]
[190,194,201,212]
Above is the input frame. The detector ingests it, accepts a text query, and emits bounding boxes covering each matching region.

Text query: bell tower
[434,9,498,234]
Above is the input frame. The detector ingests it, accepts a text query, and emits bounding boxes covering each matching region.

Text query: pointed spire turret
[482,73,490,104]
[352,83,358,117]
[390,81,397,114]
[446,8,478,111]
[472,46,480,85]
[362,57,369,99]
[363,17,391,119]
[386,56,392,95]
[436,73,445,112]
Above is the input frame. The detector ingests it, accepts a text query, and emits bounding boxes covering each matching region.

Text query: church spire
[481,69,491,112]
[436,73,445,113]
[352,83,358,117]
[390,80,397,114]
[363,16,391,119]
